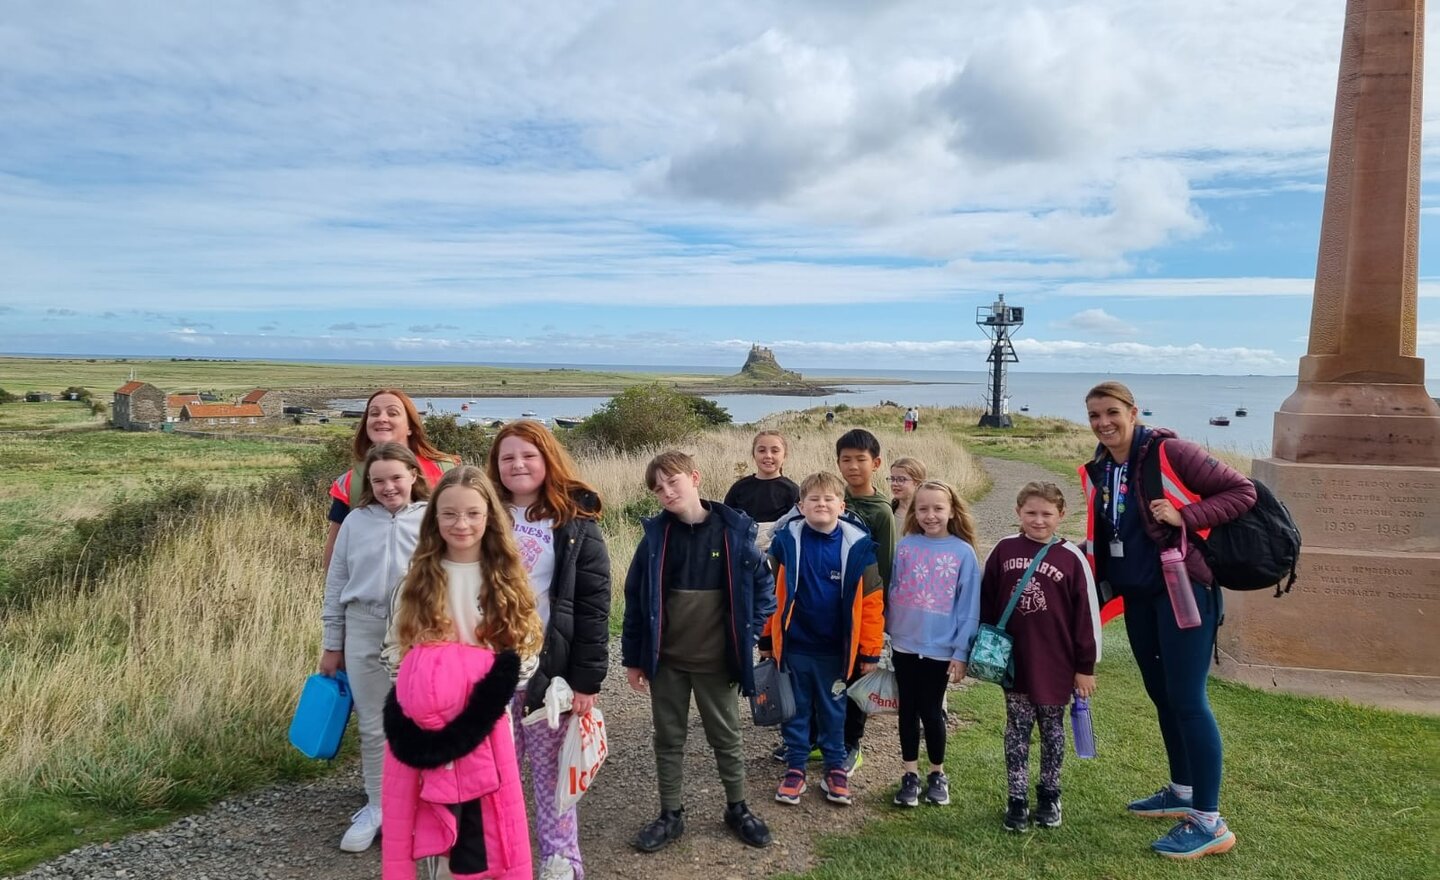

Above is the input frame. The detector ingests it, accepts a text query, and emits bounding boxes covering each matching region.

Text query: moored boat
[552,416,583,428]
[1209,416,1231,426]
[1235,406,1248,417]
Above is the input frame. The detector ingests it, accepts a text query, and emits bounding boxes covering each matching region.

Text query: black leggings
[892,650,950,765]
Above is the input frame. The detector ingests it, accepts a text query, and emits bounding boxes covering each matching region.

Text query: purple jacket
[1083,427,1257,588]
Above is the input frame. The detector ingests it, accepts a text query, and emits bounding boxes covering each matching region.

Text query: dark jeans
[1124,582,1223,812]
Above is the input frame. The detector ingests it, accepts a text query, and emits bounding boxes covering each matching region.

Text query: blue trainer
[1127,786,1193,818]
[1152,816,1236,860]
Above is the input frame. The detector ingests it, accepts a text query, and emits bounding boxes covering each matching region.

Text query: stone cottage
[240,388,284,420]
[112,381,166,431]
[166,393,204,421]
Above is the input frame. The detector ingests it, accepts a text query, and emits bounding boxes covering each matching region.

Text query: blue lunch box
[288,671,353,759]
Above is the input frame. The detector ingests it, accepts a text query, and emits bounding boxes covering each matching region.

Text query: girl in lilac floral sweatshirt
[886,480,982,808]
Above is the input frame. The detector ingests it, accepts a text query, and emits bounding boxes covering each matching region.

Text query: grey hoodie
[323,501,426,651]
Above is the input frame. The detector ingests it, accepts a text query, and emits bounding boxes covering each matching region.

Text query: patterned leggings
[1004,692,1065,799]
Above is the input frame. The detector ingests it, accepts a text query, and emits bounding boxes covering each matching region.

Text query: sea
[333,367,1440,458]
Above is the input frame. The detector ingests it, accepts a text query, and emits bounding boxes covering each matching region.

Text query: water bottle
[1070,692,1096,759]
[1161,530,1202,629]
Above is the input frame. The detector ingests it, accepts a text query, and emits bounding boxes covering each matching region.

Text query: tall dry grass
[0,498,323,810]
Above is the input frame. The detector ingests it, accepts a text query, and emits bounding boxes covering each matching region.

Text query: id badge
[1109,538,1125,558]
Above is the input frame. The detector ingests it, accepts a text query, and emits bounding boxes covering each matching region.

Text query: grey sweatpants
[344,605,390,806]
[649,664,746,810]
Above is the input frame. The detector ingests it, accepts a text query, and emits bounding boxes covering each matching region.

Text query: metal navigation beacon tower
[976,294,1022,428]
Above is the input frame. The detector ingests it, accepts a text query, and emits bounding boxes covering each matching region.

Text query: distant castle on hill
[739,344,803,383]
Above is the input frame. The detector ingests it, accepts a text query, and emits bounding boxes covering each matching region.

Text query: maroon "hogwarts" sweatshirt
[980,535,1101,706]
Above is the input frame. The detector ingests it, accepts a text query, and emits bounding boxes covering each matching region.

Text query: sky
[2,1,1439,376]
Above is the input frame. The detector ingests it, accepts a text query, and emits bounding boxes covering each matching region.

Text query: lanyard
[1102,459,1129,531]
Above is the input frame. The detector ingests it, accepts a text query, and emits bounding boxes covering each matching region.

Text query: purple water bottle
[1160,530,1202,629]
[1071,692,1096,759]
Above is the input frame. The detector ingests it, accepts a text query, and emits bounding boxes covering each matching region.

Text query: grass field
[783,628,1438,880]
[0,355,840,401]
[0,401,305,601]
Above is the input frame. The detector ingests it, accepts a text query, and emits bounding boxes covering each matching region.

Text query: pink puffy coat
[382,643,531,880]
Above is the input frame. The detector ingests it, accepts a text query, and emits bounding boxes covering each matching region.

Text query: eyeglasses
[438,511,488,524]
[887,476,912,484]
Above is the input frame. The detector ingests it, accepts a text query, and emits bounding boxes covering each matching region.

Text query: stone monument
[1217,0,1440,713]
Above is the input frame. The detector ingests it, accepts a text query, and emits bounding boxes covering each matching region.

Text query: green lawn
[0,402,304,601]
[783,624,1437,880]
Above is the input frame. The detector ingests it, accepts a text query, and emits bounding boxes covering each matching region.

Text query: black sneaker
[1034,787,1062,828]
[634,808,685,853]
[893,772,921,808]
[1003,797,1030,833]
[924,771,950,806]
[771,743,788,763]
[723,801,772,848]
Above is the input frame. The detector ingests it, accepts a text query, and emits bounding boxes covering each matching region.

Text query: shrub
[0,388,17,405]
[571,384,703,453]
[687,396,732,427]
[62,386,94,403]
[421,414,493,465]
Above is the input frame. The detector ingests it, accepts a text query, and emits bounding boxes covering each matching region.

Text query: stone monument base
[1212,457,1440,714]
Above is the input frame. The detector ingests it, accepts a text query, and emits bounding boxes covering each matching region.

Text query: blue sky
[2,1,1439,376]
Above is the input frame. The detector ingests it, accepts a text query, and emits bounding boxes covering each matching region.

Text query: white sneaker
[539,855,577,880]
[339,803,382,852]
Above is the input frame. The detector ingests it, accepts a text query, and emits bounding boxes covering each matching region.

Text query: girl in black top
[723,430,800,548]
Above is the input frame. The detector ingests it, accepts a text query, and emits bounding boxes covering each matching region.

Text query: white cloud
[1058,308,1139,338]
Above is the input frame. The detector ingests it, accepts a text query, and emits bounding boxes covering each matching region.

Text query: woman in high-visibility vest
[1078,380,1255,861]
[322,388,459,571]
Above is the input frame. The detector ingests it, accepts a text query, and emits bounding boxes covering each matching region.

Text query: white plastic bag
[556,708,608,812]
[522,676,574,729]
[846,666,899,715]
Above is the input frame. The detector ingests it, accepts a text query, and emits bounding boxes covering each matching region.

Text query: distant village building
[180,403,266,427]
[240,388,284,419]
[166,393,204,422]
[113,381,166,431]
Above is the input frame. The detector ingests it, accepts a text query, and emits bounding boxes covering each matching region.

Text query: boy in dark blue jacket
[622,451,777,853]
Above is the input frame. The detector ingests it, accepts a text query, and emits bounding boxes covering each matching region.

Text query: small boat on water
[1209,416,1231,426]
[1019,405,1030,412]
[1142,408,1153,416]
[552,416,583,428]
[1235,406,1248,417]
[521,410,539,419]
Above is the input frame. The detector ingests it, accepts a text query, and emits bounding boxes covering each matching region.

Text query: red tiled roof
[168,394,203,408]
[240,389,271,404]
[115,381,147,395]
[181,403,266,419]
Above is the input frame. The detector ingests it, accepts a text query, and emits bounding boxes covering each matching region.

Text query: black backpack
[1143,442,1301,597]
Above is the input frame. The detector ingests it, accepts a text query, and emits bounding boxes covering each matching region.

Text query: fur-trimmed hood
[384,644,520,770]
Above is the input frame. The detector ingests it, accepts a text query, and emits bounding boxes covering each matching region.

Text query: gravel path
[9,457,1058,880]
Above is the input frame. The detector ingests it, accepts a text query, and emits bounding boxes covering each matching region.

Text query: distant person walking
[903,407,919,433]
[487,420,611,880]
[1078,381,1255,860]
[323,389,457,570]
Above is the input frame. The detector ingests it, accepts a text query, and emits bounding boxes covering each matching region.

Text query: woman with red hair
[486,419,610,880]
[323,389,457,570]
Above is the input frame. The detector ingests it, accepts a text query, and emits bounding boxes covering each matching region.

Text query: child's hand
[948,660,967,683]
[572,692,597,716]
[858,662,877,675]
[1074,673,1096,697]
[319,650,344,677]
[626,667,649,694]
